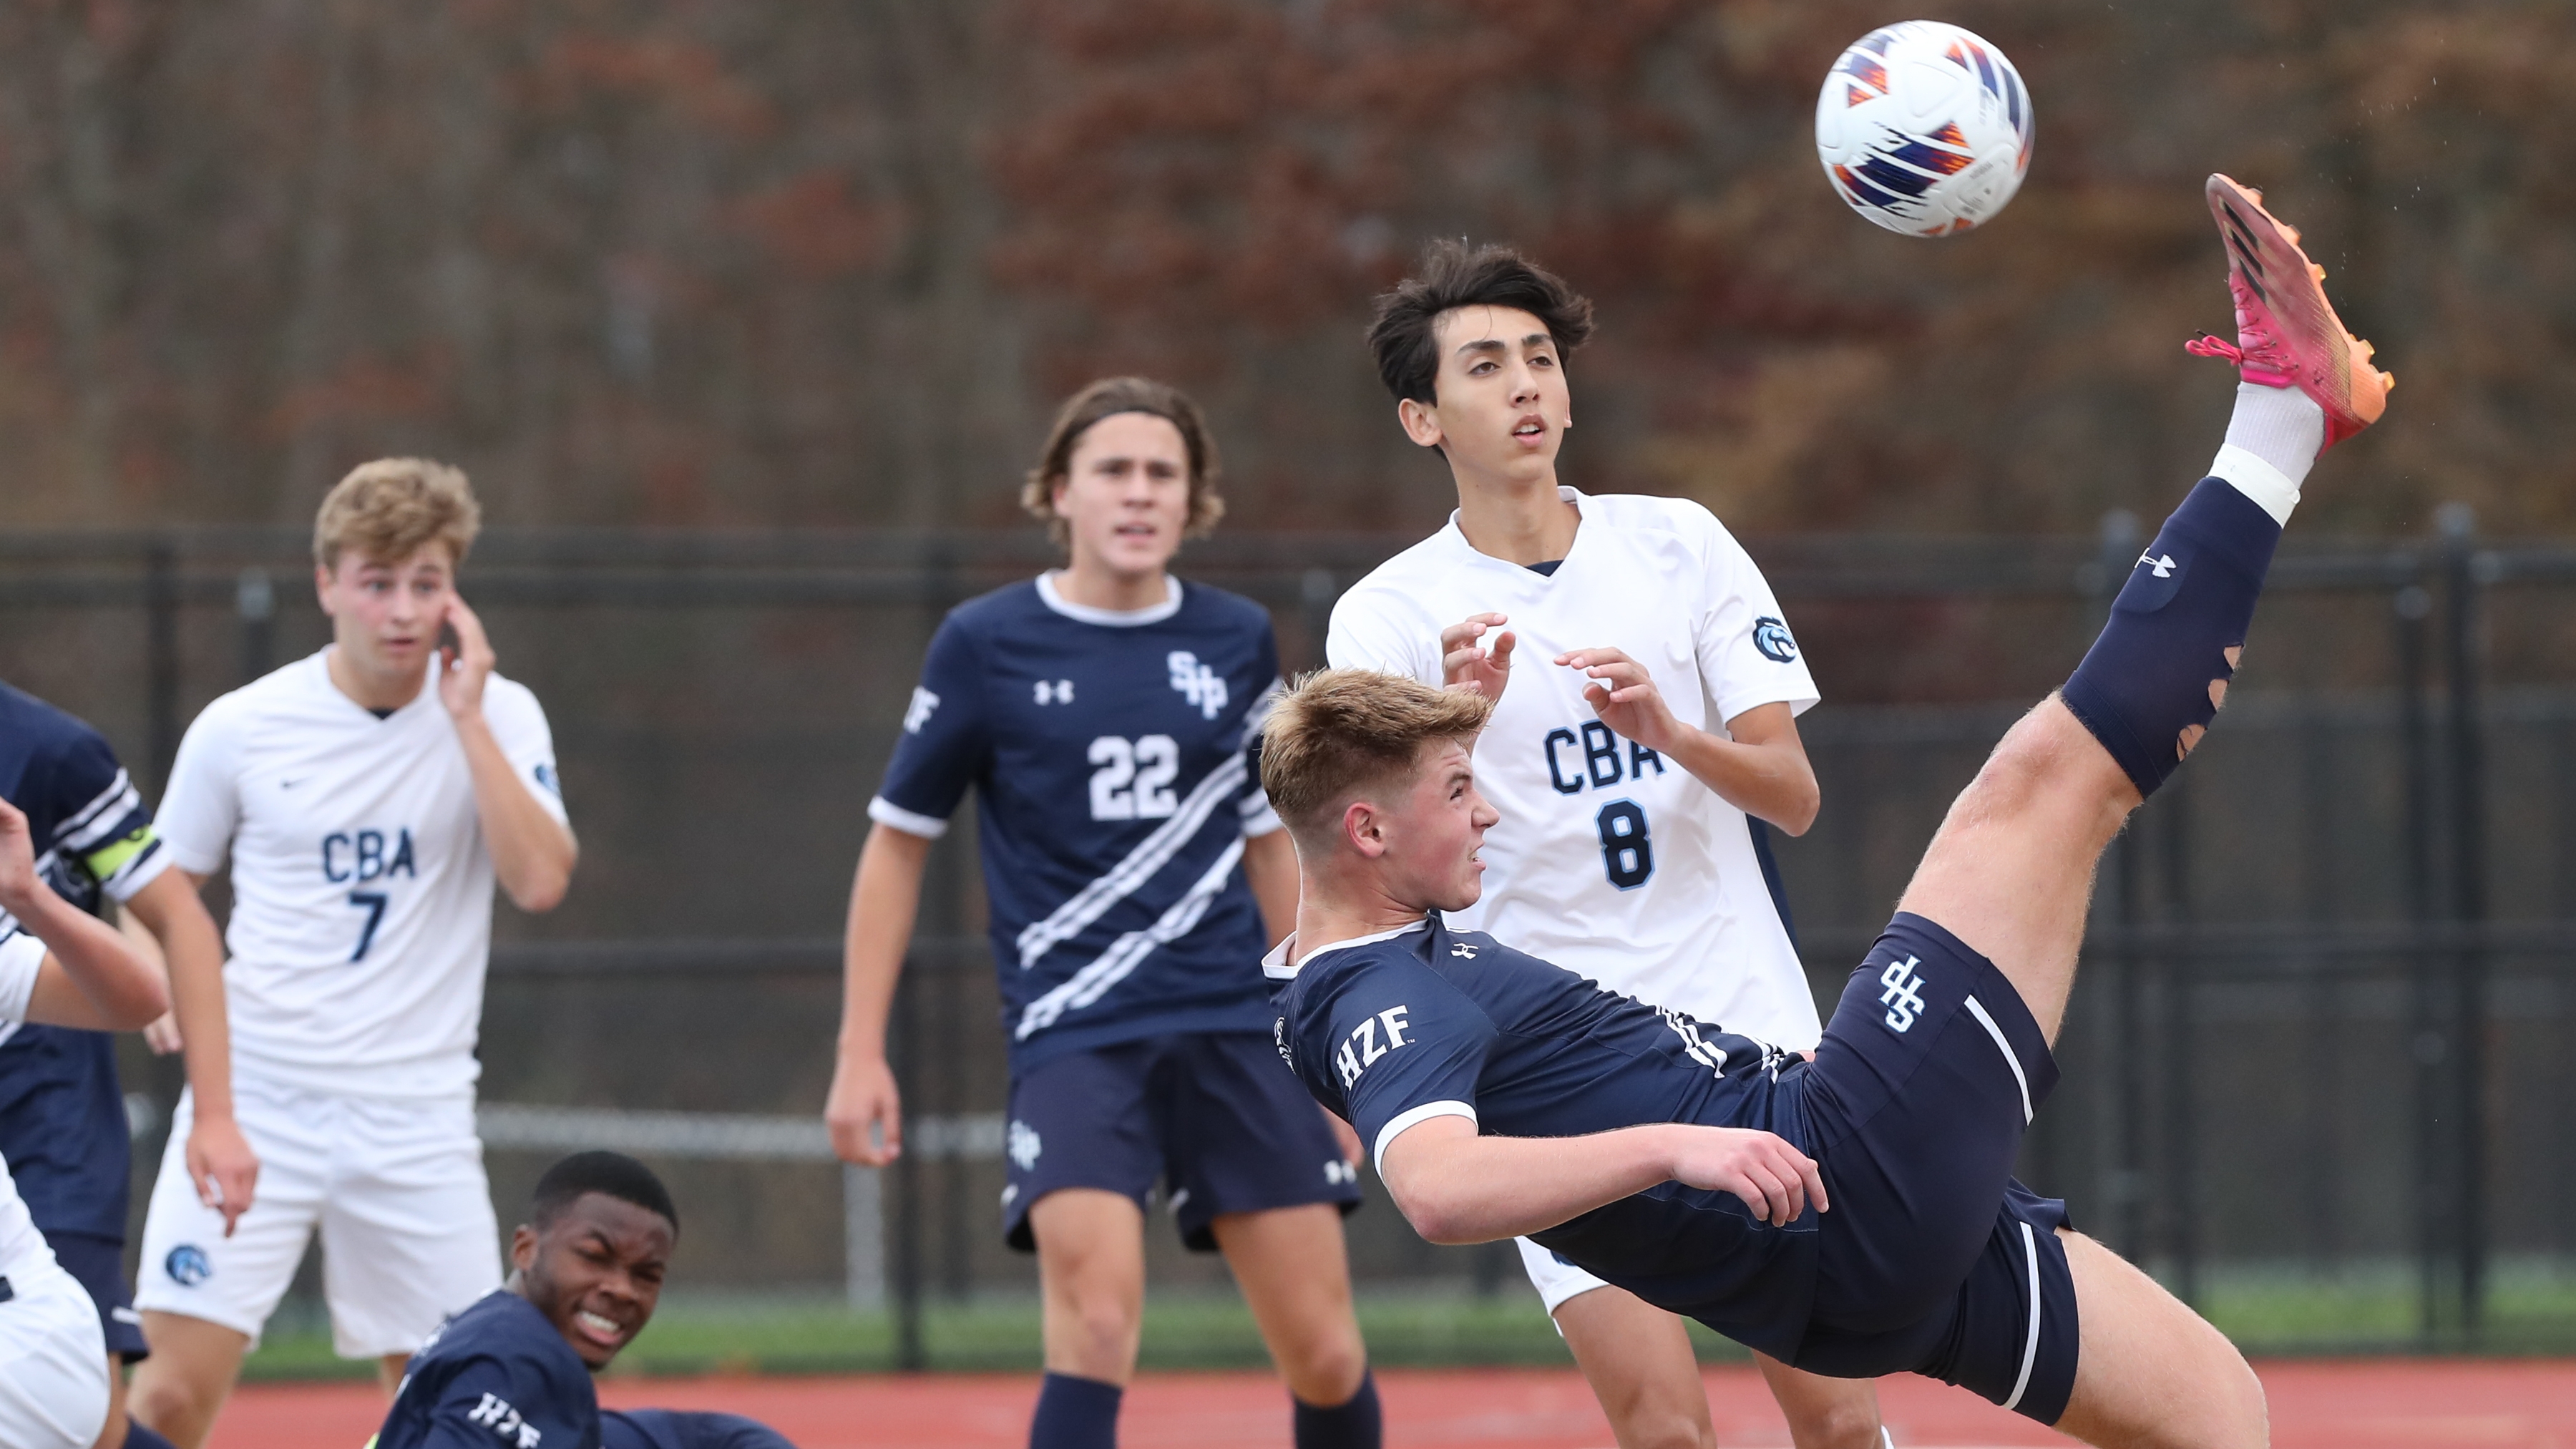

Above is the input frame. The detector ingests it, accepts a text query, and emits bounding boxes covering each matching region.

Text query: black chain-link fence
[5,518,2571,1360]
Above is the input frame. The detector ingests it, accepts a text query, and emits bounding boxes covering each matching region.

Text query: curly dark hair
[1365,240,1596,406]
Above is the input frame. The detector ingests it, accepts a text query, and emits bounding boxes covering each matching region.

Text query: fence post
[2089,511,2149,1262]
[890,957,928,1371]
[2438,503,2489,1342]
[2160,774,2198,1308]
[145,539,181,792]
[844,1163,887,1309]
[2393,575,2440,1344]
[236,567,275,684]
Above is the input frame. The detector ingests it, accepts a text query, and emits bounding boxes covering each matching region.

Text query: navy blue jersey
[0,682,170,1239]
[376,1290,600,1449]
[870,576,1285,1073]
[1267,914,1822,1359]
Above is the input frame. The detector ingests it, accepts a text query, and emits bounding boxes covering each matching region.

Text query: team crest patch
[1752,616,1800,663]
[166,1244,213,1287]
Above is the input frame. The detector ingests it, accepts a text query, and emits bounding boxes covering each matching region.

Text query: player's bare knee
[1782,1395,1883,1449]
[1282,1334,1369,1407]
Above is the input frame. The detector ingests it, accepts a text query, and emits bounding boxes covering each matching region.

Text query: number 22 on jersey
[1088,736,1180,821]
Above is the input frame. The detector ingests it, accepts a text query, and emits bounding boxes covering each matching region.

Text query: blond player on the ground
[127,461,577,1449]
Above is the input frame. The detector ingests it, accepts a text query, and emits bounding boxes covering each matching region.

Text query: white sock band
[2210,444,2299,527]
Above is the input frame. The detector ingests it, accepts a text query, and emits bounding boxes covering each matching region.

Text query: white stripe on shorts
[1962,995,2033,1125]
[2001,1219,2041,1413]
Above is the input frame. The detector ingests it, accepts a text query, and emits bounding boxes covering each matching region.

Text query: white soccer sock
[2207,381,2323,527]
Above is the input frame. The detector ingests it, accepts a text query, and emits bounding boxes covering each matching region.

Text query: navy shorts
[1790,913,2081,1425]
[1002,1031,1362,1253]
[45,1229,147,1362]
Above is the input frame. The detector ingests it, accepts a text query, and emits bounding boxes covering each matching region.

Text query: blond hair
[1259,669,1494,842]
[312,458,482,570]
[1020,377,1226,549]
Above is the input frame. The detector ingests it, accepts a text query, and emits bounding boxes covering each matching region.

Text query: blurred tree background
[0,0,2562,539]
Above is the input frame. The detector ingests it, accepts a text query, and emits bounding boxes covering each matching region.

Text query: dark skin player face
[509,1191,674,1370]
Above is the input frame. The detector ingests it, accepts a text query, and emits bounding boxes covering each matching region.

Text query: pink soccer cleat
[2185,173,2394,452]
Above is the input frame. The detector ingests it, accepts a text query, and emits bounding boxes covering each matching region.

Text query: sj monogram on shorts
[1880,956,1928,1033]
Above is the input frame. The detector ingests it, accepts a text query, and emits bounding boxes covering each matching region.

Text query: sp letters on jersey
[1168,650,1228,720]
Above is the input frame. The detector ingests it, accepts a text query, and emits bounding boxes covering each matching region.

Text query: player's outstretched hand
[826,1054,904,1167]
[1440,613,1516,701]
[188,1113,260,1236]
[1559,647,1682,753]
[1665,1125,1827,1226]
[436,593,497,720]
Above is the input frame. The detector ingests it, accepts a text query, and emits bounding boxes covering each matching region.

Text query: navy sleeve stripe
[58,770,140,849]
[1010,751,1248,970]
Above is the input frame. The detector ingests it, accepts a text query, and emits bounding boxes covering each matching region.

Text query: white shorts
[1516,1235,1613,1317]
[135,1074,501,1357]
[0,1254,111,1449]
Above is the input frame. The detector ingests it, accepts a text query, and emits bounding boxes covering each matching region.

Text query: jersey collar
[1262,918,1430,981]
[1442,485,1588,576]
[1035,571,1184,626]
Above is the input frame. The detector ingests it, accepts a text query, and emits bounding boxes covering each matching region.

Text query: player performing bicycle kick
[1264,175,2389,1449]
[1328,242,1883,1449]
[826,379,1381,1449]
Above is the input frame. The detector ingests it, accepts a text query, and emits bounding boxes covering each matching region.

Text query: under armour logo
[1033,678,1074,706]
[2137,551,2177,578]
[1324,1160,1359,1185]
[1880,956,1928,1033]
[1450,942,1479,959]
[902,687,940,733]
[1167,650,1229,720]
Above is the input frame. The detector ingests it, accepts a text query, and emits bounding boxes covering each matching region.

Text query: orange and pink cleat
[2185,173,2394,452]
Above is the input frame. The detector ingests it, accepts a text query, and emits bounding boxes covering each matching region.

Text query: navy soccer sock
[1030,1371,1123,1449]
[2059,477,2283,799]
[1292,1370,1381,1449]
[122,1424,180,1449]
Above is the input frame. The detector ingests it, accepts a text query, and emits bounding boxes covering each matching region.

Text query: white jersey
[0,930,55,1277]
[157,650,567,1097]
[1328,488,1824,1046]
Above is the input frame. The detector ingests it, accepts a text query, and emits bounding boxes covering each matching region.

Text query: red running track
[212,1360,2576,1448]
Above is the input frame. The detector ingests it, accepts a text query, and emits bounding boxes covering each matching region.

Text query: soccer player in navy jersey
[0,684,254,1449]
[372,1152,796,1449]
[826,377,1379,1449]
[1261,178,2389,1449]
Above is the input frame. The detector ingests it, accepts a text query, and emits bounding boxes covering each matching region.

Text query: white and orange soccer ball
[1815,21,2034,238]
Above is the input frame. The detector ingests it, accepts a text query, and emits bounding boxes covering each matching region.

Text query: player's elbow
[504,862,572,914]
[1389,1179,1486,1246]
[99,962,169,1030]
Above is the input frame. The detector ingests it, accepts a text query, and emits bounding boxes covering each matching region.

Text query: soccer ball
[1815,21,2034,237]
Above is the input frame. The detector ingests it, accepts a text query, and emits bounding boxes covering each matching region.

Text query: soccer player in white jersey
[0,796,172,1449]
[1327,243,1885,1449]
[126,460,578,1449]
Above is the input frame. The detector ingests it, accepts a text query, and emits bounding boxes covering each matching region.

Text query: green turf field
[239,1259,2576,1381]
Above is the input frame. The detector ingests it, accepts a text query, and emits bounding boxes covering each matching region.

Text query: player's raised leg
[1897,172,2391,1043]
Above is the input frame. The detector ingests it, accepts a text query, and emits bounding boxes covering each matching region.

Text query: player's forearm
[16,884,169,1029]
[839,823,932,1063]
[454,712,577,911]
[128,871,238,1121]
[1382,1121,1685,1244]
[1662,728,1820,836]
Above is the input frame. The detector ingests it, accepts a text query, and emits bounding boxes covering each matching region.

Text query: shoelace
[2182,332,2244,364]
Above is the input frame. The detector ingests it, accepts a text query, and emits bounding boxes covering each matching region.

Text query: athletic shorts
[1002,1030,1362,1253]
[1785,912,2081,1425]
[42,1231,145,1362]
[0,1254,111,1449]
[134,1074,501,1357]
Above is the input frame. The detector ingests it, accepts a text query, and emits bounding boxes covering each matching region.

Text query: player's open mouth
[573,1308,630,1346]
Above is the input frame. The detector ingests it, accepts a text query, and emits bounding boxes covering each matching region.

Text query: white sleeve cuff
[1240,801,1286,838]
[0,932,44,1025]
[1372,1100,1478,1178]
[867,796,950,840]
[102,844,175,904]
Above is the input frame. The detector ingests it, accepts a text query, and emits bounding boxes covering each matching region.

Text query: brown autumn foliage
[0,0,2570,536]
